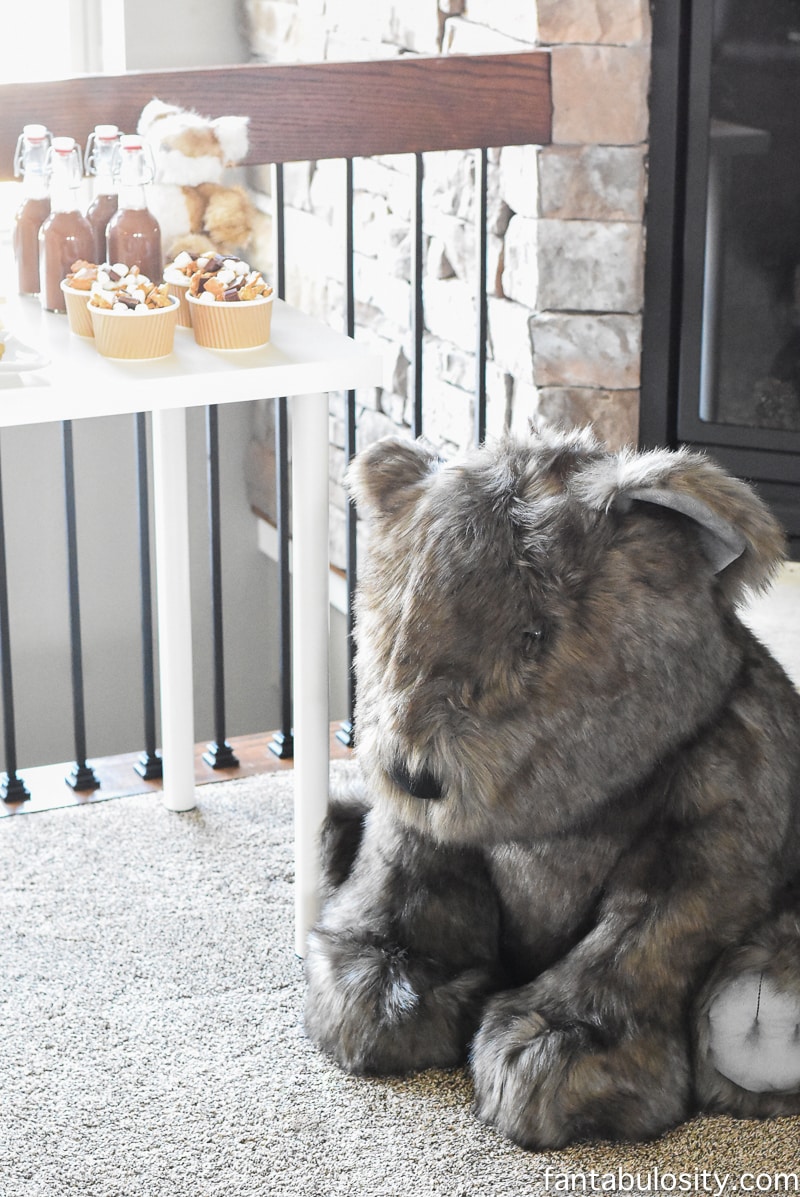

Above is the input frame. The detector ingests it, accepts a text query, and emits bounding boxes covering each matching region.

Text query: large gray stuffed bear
[304,428,800,1149]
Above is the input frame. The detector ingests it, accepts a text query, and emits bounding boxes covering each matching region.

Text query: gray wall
[122,0,249,71]
[1,405,282,769]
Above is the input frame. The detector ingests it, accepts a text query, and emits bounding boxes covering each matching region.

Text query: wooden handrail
[0,53,551,179]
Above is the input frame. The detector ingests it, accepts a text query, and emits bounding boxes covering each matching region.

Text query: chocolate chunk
[108,268,122,282]
[116,293,139,309]
[203,255,225,274]
[223,288,241,302]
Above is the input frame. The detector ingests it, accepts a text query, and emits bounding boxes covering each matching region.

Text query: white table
[0,286,383,954]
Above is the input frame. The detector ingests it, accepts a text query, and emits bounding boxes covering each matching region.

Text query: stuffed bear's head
[137,98,249,187]
[348,428,785,846]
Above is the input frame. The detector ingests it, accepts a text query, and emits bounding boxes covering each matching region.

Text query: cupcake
[88,267,179,360]
[185,255,273,350]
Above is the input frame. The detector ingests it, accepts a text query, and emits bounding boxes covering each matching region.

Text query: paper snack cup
[187,293,273,350]
[163,269,193,328]
[88,296,181,360]
[60,281,94,338]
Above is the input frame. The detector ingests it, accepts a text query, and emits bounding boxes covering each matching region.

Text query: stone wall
[240,0,652,569]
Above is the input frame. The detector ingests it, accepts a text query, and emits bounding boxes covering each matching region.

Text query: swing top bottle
[38,136,94,313]
[105,135,163,282]
[85,124,120,264]
[12,123,51,296]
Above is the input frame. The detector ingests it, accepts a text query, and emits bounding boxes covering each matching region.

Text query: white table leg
[291,392,330,956]
[151,406,197,814]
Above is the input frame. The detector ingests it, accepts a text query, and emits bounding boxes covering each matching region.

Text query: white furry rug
[1,761,798,1197]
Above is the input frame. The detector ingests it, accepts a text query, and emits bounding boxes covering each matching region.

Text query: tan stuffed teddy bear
[136,98,262,263]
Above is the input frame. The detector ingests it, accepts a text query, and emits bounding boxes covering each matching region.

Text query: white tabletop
[0,287,384,427]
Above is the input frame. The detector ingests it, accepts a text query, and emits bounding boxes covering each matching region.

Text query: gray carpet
[2,761,798,1197]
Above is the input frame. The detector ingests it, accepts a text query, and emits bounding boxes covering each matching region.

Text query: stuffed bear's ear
[347,436,438,520]
[575,446,786,601]
[211,115,249,166]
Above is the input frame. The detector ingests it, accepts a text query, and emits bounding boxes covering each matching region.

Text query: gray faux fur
[304,429,800,1150]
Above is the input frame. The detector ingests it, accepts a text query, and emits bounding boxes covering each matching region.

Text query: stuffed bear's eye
[522,619,548,658]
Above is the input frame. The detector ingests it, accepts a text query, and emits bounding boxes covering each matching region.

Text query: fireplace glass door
[678,0,800,460]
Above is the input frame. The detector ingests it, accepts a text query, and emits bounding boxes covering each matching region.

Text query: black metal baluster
[337,156,358,749]
[133,412,162,781]
[62,420,100,792]
[203,405,239,769]
[270,396,293,760]
[475,146,489,447]
[0,438,30,804]
[411,151,425,439]
[270,161,293,759]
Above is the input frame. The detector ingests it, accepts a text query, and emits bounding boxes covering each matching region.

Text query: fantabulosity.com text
[541,1169,800,1194]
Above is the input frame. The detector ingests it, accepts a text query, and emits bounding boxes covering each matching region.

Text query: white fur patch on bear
[708,972,800,1093]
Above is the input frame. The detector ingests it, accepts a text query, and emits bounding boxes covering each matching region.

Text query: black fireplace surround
[642,0,800,558]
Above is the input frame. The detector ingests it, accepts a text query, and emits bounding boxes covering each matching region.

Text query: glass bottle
[84,124,120,264]
[38,136,95,313]
[105,135,163,282]
[12,124,52,296]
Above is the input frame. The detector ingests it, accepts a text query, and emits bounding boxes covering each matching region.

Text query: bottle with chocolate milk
[105,135,162,282]
[84,124,120,264]
[12,124,52,295]
[38,136,95,313]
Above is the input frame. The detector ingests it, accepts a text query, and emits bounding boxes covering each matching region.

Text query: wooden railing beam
[0,53,551,178]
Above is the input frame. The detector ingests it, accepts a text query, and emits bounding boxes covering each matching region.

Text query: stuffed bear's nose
[388,759,443,801]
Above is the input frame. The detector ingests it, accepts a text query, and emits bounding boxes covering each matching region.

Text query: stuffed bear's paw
[695,911,800,1118]
[317,782,371,899]
[470,990,690,1150]
[304,929,493,1075]
[706,972,800,1096]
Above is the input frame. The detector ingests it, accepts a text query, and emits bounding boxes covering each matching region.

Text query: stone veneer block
[442,15,535,54]
[354,157,414,215]
[242,0,298,59]
[243,0,326,62]
[537,0,651,46]
[498,145,540,219]
[355,255,412,330]
[323,0,443,54]
[458,0,538,43]
[388,0,445,53]
[504,214,646,312]
[324,33,403,60]
[535,387,640,452]
[421,367,475,453]
[356,406,403,454]
[509,378,540,438]
[325,0,393,42]
[539,146,646,221]
[423,277,479,354]
[425,208,503,291]
[530,313,642,388]
[501,214,539,308]
[488,296,536,382]
[551,45,650,145]
[535,219,644,313]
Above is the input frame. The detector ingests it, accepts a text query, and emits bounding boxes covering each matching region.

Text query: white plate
[0,331,50,373]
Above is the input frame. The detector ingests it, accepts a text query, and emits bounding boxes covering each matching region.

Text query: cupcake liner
[164,275,193,328]
[187,293,273,350]
[89,296,180,360]
[60,281,95,338]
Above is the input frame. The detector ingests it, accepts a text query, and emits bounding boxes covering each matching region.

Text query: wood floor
[0,726,353,818]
